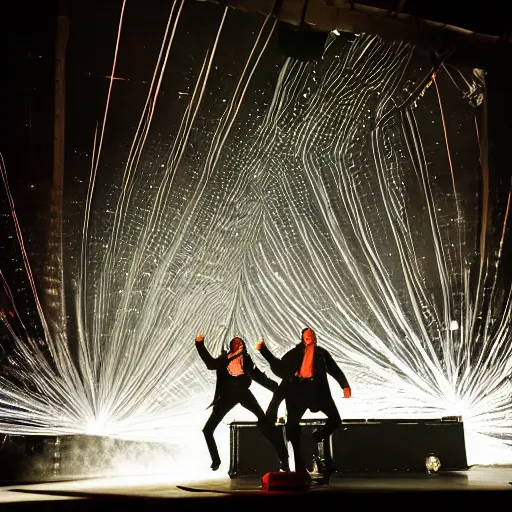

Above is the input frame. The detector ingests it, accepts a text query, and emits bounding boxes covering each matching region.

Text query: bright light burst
[1,0,511,471]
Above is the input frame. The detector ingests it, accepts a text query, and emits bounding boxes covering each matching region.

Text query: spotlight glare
[86,418,107,436]
[425,454,441,473]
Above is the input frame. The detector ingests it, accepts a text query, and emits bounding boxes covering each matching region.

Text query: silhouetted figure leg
[312,396,341,476]
[312,395,341,441]
[240,391,290,471]
[203,398,237,470]
[266,380,288,423]
[285,398,309,473]
[265,393,281,423]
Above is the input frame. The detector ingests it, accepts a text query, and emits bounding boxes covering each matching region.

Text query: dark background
[2,0,510,205]
[1,0,511,336]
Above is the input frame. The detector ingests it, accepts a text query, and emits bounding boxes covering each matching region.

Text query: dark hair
[301,327,315,340]
[229,337,245,351]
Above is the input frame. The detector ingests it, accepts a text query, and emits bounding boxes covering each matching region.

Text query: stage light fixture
[449,320,459,331]
[425,454,441,474]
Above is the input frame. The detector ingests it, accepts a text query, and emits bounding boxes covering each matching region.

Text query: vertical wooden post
[50,0,69,344]
[54,0,69,203]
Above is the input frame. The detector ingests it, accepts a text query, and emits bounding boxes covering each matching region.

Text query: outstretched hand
[255,338,264,351]
[343,387,351,398]
[195,333,205,343]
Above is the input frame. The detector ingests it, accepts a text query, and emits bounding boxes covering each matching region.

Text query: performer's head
[229,337,245,352]
[301,327,316,346]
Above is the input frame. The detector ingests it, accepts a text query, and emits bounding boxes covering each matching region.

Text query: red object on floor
[261,471,311,491]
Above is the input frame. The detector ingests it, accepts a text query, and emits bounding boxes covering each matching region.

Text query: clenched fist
[255,338,264,351]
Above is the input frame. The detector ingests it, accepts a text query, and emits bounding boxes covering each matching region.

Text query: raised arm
[195,333,224,370]
[256,339,288,379]
[323,349,351,397]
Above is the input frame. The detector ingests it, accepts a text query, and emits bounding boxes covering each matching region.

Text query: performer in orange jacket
[256,327,351,473]
[195,333,289,471]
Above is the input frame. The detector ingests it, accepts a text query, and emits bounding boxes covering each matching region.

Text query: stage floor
[1,465,511,509]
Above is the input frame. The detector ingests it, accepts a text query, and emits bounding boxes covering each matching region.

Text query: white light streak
[0,2,511,475]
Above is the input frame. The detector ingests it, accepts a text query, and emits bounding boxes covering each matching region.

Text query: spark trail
[0,1,511,470]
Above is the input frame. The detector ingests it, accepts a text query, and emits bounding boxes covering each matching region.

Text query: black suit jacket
[196,341,278,407]
[260,342,350,409]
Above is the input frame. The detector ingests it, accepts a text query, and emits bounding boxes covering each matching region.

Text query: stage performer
[256,327,351,474]
[195,333,290,472]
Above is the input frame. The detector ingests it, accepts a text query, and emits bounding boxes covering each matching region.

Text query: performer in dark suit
[195,333,290,471]
[256,327,351,473]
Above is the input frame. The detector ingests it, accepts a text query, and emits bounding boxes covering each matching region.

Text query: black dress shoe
[310,474,330,487]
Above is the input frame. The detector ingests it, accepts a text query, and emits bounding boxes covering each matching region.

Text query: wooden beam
[50,0,69,344]
[396,0,406,13]
[200,0,507,68]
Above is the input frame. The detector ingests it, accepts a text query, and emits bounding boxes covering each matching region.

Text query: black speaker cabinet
[228,420,329,478]
[229,417,468,477]
[332,418,468,472]
[229,421,283,477]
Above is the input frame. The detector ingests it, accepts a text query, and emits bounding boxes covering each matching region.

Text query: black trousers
[266,380,288,422]
[283,379,341,470]
[202,388,288,465]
